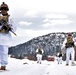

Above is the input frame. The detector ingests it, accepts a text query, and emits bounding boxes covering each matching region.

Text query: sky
[0,0,76,46]
[0,57,76,75]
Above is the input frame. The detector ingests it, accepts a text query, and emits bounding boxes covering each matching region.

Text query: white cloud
[41,13,73,28]
[18,21,32,26]
[45,14,68,19]
[41,23,51,28]
[24,10,38,17]
[49,19,73,25]
[41,19,73,28]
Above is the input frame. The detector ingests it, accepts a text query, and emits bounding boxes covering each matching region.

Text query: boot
[0,66,6,70]
[71,62,76,66]
[66,64,69,66]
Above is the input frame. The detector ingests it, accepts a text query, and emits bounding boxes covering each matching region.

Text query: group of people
[57,33,76,66]
[36,32,76,66]
[0,1,76,71]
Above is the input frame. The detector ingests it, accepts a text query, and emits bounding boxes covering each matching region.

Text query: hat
[68,33,72,36]
[0,2,9,11]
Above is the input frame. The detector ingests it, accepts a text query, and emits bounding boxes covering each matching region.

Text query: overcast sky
[0,0,76,46]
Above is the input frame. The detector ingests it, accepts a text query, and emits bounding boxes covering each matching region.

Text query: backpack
[38,49,42,54]
[65,37,74,48]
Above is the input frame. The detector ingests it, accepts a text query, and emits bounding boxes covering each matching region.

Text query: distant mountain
[9,32,76,59]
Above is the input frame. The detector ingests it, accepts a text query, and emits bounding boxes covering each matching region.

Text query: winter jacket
[0,14,16,46]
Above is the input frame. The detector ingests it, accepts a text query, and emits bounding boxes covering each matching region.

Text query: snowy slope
[0,57,76,75]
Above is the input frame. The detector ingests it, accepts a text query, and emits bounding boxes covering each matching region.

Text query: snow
[0,57,76,75]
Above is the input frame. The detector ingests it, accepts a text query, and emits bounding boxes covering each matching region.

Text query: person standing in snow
[36,45,44,64]
[0,2,16,70]
[57,50,63,64]
[63,33,75,66]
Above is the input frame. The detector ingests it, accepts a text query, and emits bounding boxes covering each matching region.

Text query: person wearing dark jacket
[57,50,63,64]
[65,33,75,66]
[36,45,44,64]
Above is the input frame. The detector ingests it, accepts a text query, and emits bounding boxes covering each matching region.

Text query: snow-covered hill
[0,57,76,75]
[9,32,76,59]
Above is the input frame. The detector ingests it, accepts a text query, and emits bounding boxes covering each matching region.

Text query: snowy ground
[0,57,76,75]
